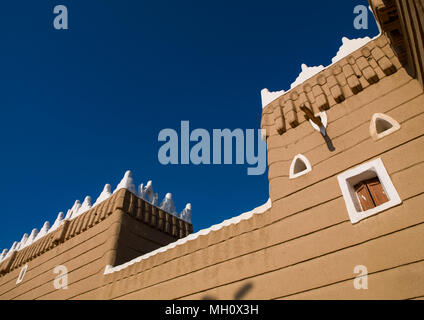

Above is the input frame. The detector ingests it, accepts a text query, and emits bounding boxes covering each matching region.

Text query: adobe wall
[95,33,424,300]
[0,189,192,299]
[1,3,423,300]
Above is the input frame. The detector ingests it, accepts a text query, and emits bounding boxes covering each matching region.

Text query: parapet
[261,0,424,140]
[261,33,401,140]
[0,171,193,277]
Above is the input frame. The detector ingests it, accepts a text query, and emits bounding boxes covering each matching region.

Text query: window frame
[369,113,401,141]
[289,154,312,179]
[337,158,402,224]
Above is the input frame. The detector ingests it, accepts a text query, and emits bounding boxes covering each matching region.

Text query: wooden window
[337,158,402,224]
[354,177,389,212]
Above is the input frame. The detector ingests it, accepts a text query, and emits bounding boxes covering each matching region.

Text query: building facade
[0,0,423,300]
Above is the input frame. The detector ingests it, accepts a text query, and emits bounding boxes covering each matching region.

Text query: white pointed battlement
[4,242,18,260]
[17,234,29,251]
[73,196,92,218]
[65,200,81,220]
[138,181,154,201]
[180,203,192,223]
[138,180,160,206]
[48,212,65,234]
[160,193,177,216]
[94,184,112,207]
[110,171,190,220]
[23,229,39,249]
[0,170,192,259]
[34,222,50,242]
[152,193,159,206]
[114,170,136,194]
[0,249,7,261]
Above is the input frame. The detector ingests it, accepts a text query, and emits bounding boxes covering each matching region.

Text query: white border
[289,154,312,179]
[309,111,328,135]
[104,199,271,274]
[369,113,401,141]
[16,264,28,284]
[337,158,402,224]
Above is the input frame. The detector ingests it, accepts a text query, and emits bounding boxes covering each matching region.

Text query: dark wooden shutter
[355,182,376,211]
[366,177,389,206]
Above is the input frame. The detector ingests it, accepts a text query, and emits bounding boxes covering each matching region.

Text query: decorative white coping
[104,198,272,275]
[261,89,285,110]
[290,64,326,90]
[261,32,380,109]
[0,170,192,264]
[289,154,312,180]
[337,158,402,224]
[369,113,401,141]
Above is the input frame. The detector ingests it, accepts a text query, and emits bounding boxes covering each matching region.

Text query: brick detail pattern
[261,34,400,137]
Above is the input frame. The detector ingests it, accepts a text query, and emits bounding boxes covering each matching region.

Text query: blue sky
[0,0,378,250]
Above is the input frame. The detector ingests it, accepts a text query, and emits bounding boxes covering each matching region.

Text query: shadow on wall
[324,134,336,152]
[202,282,253,300]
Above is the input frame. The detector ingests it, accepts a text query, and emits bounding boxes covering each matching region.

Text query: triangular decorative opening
[375,118,393,134]
[289,154,312,179]
[293,159,307,174]
[370,113,400,141]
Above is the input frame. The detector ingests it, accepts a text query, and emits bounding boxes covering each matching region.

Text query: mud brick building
[0,0,423,299]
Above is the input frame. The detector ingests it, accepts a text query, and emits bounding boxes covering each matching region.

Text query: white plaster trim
[337,158,402,224]
[261,89,285,109]
[289,154,312,179]
[260,7,382,110]
[369,113,401,141]
[104,198,272,275]
[309,111,328,134]
[16,264,28,284]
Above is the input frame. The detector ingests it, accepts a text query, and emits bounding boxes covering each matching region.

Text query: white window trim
[16,264,28,284]
[309,111,328,133]
[289,154,312,179]
[337,158,402,224]
[369,113,401,141]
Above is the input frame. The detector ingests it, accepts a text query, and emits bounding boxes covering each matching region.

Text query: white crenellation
[48,212,65,234]
[261,35,378,109]
[94,184,112,207]
[34,222,50,242]
[17,233,29,250]
[180,204,192,223]
[0,249,8,262]
[137,183,147,200]
[73,196,92,218]
[160,193,177,216]
[261,89,285,109]
[143,181,155,202]
[1,170,192,256]
[23,229,39,249]
[114,170,136,194]
[152,193,159,206]
[4,242,18,260]
[290,64,325,90]
[65,200,81,220]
